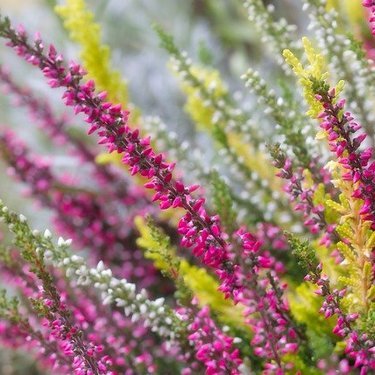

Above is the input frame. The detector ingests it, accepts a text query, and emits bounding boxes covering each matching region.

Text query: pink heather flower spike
[0,19,304,369]
[315,89,375,232]
[183,302,243,375]
[271,145,341,259]
[363,0,375,35]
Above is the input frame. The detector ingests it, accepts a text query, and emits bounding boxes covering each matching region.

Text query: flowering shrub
[0,0,374,374]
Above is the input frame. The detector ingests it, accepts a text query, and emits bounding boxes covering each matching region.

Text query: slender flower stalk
[242,67,317,168]
[243,0,300,71]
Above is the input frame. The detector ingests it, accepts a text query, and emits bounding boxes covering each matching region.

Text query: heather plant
[0,0,373,374]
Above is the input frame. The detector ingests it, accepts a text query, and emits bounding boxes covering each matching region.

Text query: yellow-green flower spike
[134,216,248,330]
[55,0,132,112]
[283,37,328,118]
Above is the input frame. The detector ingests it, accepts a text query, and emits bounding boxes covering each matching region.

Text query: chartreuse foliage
[134,216,248,332]
[283,38,325,118]
[283,37,344,118]
[178,66,227,133]
[325,163,374,319]
[55,0,130,108]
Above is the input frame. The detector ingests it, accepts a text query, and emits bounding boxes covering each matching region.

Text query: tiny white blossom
[43,229,52,239]
[97,260,105,272]
[19,214,27,223]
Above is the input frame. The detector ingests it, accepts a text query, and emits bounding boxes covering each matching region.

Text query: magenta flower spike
[315,91,375,233]
[271,147,340,251]
[185,304,243,374]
